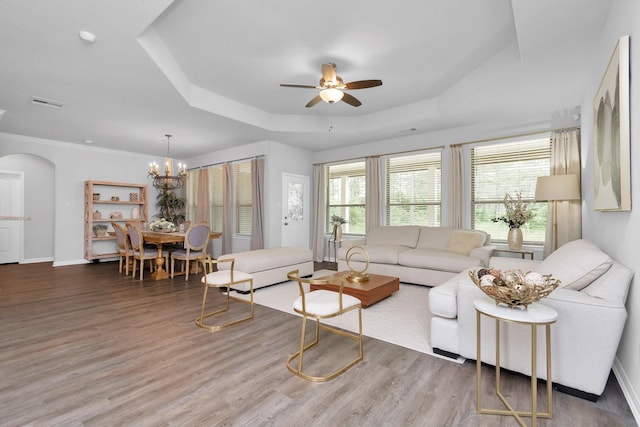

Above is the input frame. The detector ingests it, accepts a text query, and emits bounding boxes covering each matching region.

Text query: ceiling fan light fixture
[319,88,344,104]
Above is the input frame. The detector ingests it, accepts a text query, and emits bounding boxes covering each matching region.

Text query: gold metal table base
[475,298,557,427]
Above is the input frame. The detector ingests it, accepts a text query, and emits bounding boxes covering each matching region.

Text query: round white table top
[474,296,558,324]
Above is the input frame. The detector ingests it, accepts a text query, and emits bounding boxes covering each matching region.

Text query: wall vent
[30,96,64,109]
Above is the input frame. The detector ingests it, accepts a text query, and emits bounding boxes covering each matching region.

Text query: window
[471,136,551,244]
[327,161,365,234]
[233,161,252,235]
[384,151,441,226]
[186,162,252,235]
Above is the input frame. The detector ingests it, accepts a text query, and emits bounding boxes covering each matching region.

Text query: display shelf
[84,180,148,261]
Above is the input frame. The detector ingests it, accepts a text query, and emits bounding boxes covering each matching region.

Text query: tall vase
[507,227,523,250]
[335,224,343,241]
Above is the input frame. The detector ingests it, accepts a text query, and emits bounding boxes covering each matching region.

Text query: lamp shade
[534,174,580,201]
[319,88,344,103]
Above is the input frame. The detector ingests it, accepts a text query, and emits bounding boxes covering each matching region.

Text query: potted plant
[93,224,108,237]
[491,191,535,250]
[154,182,185,226]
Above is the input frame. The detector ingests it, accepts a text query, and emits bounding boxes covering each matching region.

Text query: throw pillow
[445,230,487,256]
[536,239,612,291]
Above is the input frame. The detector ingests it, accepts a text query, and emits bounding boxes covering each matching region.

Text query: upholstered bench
[217,247,314,292]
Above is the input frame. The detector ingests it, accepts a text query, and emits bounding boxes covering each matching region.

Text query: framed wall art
[593,35,631,211]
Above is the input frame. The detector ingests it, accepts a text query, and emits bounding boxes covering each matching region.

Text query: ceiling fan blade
[344,79,383,90]
[305,95,323,108]
[341,93,362,107]
[321,63,338,85]
[280,84,319,89]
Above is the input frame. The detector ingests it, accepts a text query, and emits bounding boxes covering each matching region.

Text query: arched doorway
[0,154,55,263]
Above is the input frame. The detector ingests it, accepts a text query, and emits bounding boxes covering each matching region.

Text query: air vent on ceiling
[30,96,64,109]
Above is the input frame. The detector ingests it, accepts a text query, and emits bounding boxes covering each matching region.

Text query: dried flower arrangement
[491,191,535,229]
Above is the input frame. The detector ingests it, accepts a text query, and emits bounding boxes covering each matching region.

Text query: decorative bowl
[469,268,560,309]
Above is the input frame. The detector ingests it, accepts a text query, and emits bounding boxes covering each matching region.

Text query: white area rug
[233,270,463,363]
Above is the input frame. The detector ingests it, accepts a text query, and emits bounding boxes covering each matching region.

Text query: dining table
[142,230,222,280]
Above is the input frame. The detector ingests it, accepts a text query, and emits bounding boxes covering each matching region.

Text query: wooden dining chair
[112,222,133,275]
[126,222,163,280]
[171,222,210,281]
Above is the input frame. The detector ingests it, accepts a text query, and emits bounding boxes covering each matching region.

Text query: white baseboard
[52,259,90,267]
[20,257,54,264]
[613,357,640,425]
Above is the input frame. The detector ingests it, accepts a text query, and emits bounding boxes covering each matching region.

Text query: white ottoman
[217,247,314,292]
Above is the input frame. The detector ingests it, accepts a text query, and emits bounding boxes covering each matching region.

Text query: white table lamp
[535,174,580,250]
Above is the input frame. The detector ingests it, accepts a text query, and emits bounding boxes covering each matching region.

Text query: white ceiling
[0,0,610,159]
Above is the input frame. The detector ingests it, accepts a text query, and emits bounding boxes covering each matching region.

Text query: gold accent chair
[112,222,132,275]
[195,256,254,331]
[170,222,210,281]
[286,269,364,382]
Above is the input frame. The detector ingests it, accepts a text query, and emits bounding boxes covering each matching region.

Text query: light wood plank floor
[0,262,635,426]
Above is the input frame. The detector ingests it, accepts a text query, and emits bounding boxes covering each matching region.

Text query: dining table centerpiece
[491,191,535,250]
[149,218,176,232]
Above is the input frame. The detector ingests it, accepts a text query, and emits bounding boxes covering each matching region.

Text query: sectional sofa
[429,239,633,400]
[337,225,495,286]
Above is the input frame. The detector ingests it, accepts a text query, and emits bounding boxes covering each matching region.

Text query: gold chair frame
[286,269,364,382]
[195,256,254,331]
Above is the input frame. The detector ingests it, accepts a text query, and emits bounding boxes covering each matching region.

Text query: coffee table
[310,271,400,308]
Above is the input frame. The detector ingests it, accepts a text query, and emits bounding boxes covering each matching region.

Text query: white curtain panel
[312,165,326,262]
[196,168,210,224]
[222,162,233,255]
[250,158,264,250]
[365,156,381,231]
[448,145,464,229]
[546,128,582,257]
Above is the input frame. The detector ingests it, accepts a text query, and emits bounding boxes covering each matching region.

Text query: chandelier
[148,134,187,190]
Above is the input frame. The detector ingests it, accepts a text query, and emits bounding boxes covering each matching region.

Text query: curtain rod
[187,155,265,171]
[450,126,581,148]
[313,145,445,166]
[313,125,580,165]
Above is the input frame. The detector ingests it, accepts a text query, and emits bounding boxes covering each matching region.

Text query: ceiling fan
[280,63,382,108]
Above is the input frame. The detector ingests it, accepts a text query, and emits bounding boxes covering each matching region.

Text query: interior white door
[0,171,24,264]
[282,173,310,248]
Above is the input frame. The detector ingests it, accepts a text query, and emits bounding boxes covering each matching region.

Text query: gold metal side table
[328,237,342,264]
[493,248,535,260]
[474,297,558,427]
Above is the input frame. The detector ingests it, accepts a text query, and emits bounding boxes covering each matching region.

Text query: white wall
[0,132,172,265]
[580,0,640,418]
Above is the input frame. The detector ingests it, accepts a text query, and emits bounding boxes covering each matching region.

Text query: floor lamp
[534,174,581,251]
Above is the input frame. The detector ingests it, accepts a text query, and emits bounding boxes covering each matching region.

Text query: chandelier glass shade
[148,134,186,190]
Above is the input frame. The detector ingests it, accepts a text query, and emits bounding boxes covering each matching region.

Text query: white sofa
[337,226,495,286]
[429,239,633,400]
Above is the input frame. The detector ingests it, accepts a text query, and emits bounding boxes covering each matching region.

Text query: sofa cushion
[344,245,409,265]
[536,239,612,291]
[445,230,488,256]
[415,227,455,249]
[366,225,420,247]
[398,248,484,273]
[584,262,633,303]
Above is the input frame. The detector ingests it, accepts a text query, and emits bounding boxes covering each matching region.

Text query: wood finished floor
[0,261,635,426]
